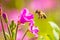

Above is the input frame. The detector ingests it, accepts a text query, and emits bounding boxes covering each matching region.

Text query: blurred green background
[0,0,60,40]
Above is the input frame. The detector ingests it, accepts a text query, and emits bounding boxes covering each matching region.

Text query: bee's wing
[41,11,47,19]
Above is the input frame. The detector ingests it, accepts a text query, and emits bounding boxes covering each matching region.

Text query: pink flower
[29,21,39,37]
[7,9,19,23]
[0,7,2,15]
[31,26,39,37]
[19,8,34,24]
[28,0,56,10]
[19,8,39,37]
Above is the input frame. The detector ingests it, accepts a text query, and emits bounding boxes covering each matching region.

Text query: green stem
[6,23,12,40]
[0,16,7,40]
[15,24,19,40]
[21,29,28,40]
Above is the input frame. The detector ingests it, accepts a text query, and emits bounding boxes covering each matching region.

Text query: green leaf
[38,35,51,40]
[53,30,59,40]
[48,21,60,32]
[46,34,52,40]
[48,21,60,40]
[39,36,45,40]
[4,18,8,23]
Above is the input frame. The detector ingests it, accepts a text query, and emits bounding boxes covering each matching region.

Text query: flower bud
[0,8,2,15]
[2,13,8,23]
[0,5,2,16]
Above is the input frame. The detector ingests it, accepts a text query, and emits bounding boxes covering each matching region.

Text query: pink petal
[19,8,34,24]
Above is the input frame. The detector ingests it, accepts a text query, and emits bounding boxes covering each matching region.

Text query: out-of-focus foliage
[0,0,25,9]
[15,0,25,10]
[0,0,16,9]
[48,21,60,33]
[48,21,60,40]
[0,0,60,40]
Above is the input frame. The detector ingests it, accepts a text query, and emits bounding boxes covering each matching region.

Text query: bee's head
[35,10,40,14]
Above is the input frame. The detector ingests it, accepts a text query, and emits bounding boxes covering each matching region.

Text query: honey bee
[35,10,47,19]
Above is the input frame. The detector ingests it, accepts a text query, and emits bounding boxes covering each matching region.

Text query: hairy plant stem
[6,23,12,40]
[0,16,7,40]
[15,24,19,40]
[21,29,28,40]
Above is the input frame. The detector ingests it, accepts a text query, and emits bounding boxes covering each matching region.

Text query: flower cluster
[0,7,39,40]
[19,8,39,37]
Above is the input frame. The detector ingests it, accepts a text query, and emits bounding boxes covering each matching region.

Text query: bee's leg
[43,15,46,19]
[41,14,43,19]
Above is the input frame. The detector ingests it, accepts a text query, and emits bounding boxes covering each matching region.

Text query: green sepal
[5,32,10,40]
[5,18,8,23]
[9,20,16,40]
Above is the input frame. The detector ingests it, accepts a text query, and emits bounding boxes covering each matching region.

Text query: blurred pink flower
[29,20,39,37]
[3,9,29,40]
[7,9,19,24]
[29,0,56,10]
[2,13,7,20]
[2,13,8,23]
[31,26,39,37]
[3,8,38,39]
[0,7,2,15]
[19,8,39,37]
[19,8,34,24]
[16,30,29,40]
